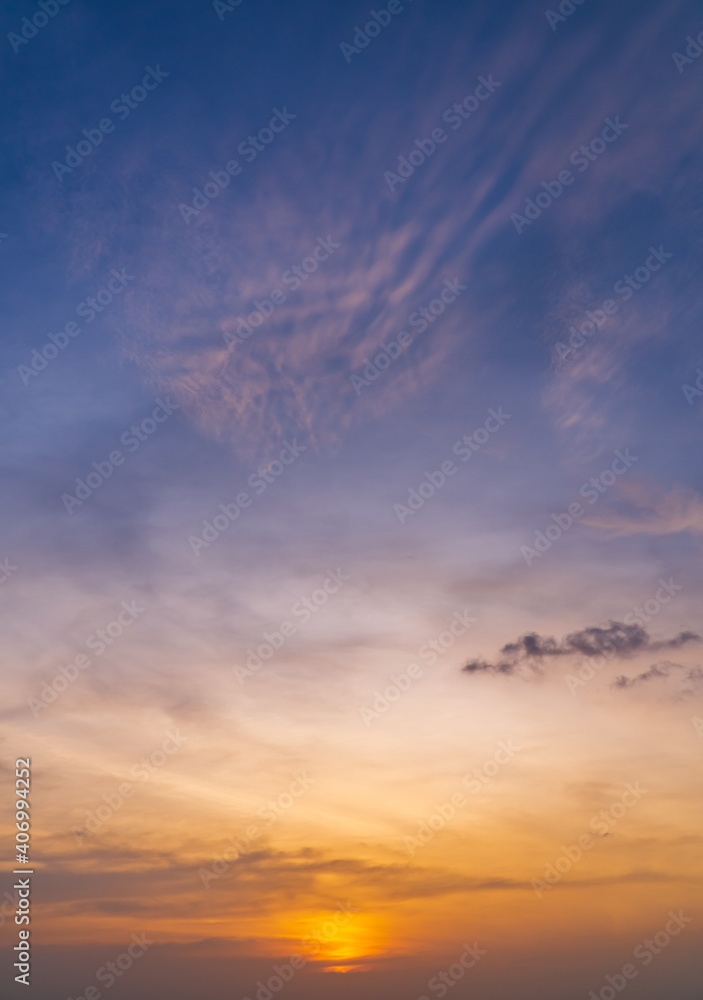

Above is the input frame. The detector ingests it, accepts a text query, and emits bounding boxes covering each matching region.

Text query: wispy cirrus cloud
[23,0,702,465]
[583,484,703,536]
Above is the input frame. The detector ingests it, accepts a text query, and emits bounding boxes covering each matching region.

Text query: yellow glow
[276,910,389,971]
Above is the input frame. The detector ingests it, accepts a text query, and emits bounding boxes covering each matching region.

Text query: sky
[1,0,703,997]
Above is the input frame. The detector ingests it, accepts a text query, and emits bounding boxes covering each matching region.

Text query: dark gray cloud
[613,661,703,690]
[463,621,700,675]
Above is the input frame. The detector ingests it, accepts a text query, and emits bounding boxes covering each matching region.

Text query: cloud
[613,661,703,690]
[583,485,703,537]
[27,0,701,465]
[463,621,700,675]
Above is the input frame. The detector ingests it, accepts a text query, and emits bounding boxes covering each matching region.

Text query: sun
[315,936,373,974]
[281,908,387,973]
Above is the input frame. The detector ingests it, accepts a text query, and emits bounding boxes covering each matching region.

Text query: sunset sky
[1,0,703,998]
